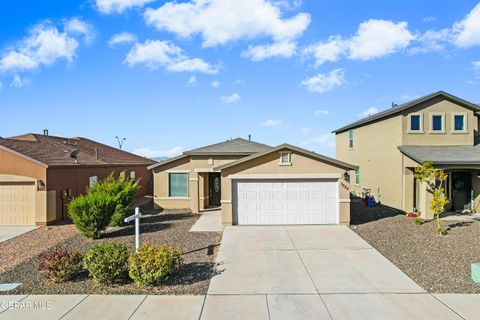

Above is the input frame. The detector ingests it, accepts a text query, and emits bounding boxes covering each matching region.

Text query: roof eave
[0,145,49,168]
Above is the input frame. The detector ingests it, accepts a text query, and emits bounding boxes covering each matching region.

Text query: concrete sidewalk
[0,293,478,319]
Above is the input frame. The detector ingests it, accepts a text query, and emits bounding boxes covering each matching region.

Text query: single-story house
[148,138,356,225]
[0,132,154,226]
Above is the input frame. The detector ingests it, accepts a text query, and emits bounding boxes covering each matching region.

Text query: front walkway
[0,226,479,319]
[0,226,37,243]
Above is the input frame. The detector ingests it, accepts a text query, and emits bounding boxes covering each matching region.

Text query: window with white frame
[431,114,445,132]
[452,113,467,132]
[279,151,291,165]
[130,171,136,180]
[409,114,422,132]
[348,130,354,148]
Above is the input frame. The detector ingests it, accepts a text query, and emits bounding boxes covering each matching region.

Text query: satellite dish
[69,149,80,164]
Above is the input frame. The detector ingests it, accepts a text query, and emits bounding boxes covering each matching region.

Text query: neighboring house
[0,132,154,226]
[148,138,356,225]
[334,91,480,219]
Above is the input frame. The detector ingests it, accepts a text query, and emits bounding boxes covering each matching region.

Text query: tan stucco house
[334,91,480,219]
[0,132,154,226]
[148,138,356,225]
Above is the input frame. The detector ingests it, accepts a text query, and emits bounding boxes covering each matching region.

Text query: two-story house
[334,91,480,219]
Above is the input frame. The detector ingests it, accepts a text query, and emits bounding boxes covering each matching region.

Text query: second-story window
[410,114,422,132]
[453,114,466,132]
[348,130,354,148]
[431,114,444,132]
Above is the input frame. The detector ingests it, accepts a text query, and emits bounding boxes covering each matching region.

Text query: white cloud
[348,20,415,60]
[96,0,154,14]
[301,127,311,136]
[259,119,283,127]
[0,19,91,73]
[186,75,197,87]
[423,16,436,23]
[211,80,221,88]
[410,29,451,54]
[310,133,335,148]
[305,20,415,66]
[220,93,240,104]
[144,0,311,48]
[359,107,379,117]
[242,41,296,61]
[124,40,219,74]
[313,109,329,116]
[10,75,27,87]
[272,0,303,11]
[473,61,480,77]
[64,18,94,44]
[108,32,137,47]
[133,146,183,158]
[453,3,480,47]
[300,69,345,93]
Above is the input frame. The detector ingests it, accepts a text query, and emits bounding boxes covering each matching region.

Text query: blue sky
[1,0,479,158]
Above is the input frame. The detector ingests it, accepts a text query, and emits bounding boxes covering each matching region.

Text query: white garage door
[233,179,338,225]
[0,182,36,225]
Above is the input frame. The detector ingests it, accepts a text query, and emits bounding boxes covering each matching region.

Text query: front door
[209,173,221,207]
[452,172,472,211]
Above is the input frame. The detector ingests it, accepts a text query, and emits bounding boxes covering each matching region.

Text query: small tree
[414,162,449,235]
[89,172,139,227]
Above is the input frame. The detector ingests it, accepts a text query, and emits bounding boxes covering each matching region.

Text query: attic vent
[43,129,49,136]
[391,102,398,108]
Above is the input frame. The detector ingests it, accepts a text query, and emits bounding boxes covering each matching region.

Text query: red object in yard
[406,213,417,218]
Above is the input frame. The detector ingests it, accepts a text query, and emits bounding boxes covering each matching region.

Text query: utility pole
[115,136,126,149]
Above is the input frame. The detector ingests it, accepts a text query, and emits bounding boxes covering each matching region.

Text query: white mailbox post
[124,207,141,251]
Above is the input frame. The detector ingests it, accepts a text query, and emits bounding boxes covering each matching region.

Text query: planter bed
[350,200,480,293]
[0,210,221,295]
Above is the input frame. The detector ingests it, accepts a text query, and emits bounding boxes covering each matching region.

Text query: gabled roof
[0,133,154,167]
[333,91,480,134]
[184,138,272,155]
[215,144,357,171]
[147,138,273,170]
[399,145,480,166]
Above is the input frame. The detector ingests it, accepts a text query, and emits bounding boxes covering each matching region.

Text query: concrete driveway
[0,226,37,243]
[208,225,424,295]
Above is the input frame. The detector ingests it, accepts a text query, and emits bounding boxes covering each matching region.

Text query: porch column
[190,172,199,213]
[198,173,206,211]
[403,168,414,213]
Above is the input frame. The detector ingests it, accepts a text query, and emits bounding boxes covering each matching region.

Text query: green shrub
[128,244,183,287]
[37,247,83,283]
[67,192,116,239]
[83,242,129,284]
[89,173,139,227]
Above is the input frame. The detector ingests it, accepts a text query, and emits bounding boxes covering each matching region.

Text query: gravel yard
[350,199,480,293]
[0,210,221,295]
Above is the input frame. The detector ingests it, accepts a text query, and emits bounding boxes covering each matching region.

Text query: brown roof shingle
[0,133,154,167]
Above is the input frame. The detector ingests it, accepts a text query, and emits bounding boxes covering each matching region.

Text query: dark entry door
[452,172,472,211]
[209,173,221,207]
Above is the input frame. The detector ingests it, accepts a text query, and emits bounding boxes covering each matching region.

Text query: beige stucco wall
[152,155,245,212]
[401,98,477,146]
[336,115,404,209]
[220,149,352,226]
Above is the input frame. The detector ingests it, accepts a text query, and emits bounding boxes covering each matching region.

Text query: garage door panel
[234,180,338,225]
[0,183,36,225]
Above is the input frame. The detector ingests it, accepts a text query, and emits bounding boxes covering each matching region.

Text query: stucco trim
[194,168,220,173]
[0,145,48,168]
[339,199,351,203]
[220,199,232,204]
[228,173,342,179]
[166,170,190,173]
[216,144,357,171]
[155,196,190,200]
